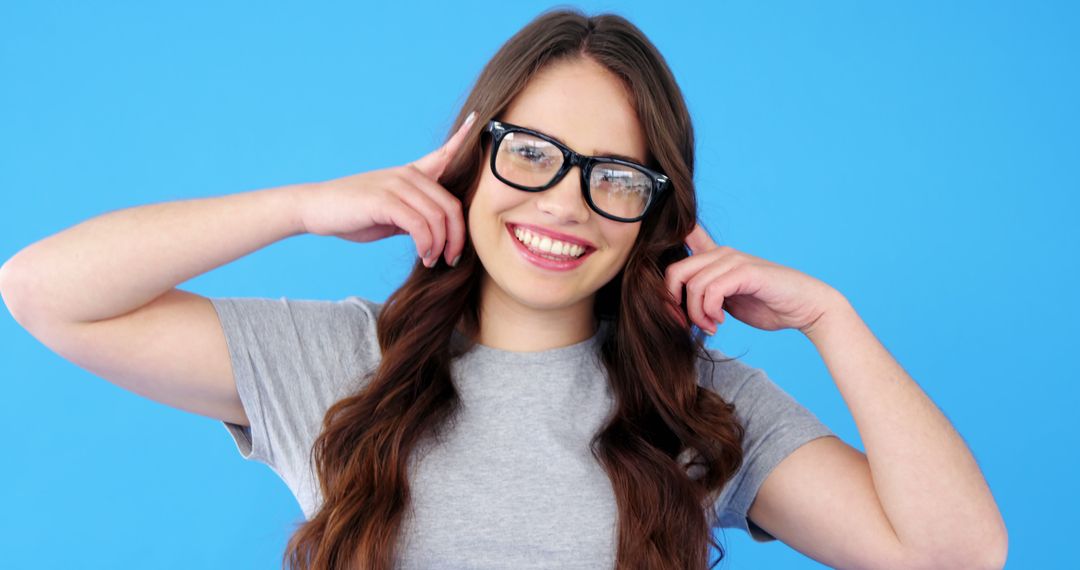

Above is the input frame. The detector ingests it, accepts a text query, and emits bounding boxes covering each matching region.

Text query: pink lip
[506,224,595,271]
[506,223,597,250]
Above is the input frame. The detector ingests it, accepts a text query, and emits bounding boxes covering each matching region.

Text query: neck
[470,274,598,352]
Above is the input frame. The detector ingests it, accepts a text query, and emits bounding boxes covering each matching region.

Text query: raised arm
[0,110,476,427]
[0,184,310,425]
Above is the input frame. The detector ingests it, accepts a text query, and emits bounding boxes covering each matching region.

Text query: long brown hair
[285,8,745,569]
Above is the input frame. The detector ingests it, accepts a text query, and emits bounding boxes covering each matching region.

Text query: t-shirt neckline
[452,321,609,364]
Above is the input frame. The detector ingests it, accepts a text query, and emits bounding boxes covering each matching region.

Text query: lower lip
[506,225,592,271]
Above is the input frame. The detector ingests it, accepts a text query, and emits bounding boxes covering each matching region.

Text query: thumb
[685,223,718,255]
[412,110,478,181]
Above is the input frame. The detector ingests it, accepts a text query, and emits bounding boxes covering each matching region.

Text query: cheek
[467,181,496,231]
[472,178,527,225]
[603,225,641,263]
[468,180,520,246]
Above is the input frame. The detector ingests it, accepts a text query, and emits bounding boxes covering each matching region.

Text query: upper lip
[507,223,597,250]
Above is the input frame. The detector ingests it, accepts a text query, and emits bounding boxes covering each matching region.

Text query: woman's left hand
[665,224,848,336]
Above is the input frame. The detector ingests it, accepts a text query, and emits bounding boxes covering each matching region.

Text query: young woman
[0,8,1006,570]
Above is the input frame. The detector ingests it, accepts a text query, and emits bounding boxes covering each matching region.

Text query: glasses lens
[589,162,653,219]
[493,129,655,221]
[494,131,564,187]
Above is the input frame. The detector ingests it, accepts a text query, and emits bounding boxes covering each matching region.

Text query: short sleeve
[208,295,383,478]
[698,348,836,543]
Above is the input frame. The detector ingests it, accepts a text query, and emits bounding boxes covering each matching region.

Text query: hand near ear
[298,111,478,268]
[665,223,846,336]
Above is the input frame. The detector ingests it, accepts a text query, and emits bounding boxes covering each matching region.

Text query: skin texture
[468,57,648,352]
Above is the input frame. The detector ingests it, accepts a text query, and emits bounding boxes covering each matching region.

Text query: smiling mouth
[509,224,593,260]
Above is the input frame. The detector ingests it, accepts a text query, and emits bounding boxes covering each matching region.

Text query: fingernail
[464,111,476,127]
[423,249,431,258]
[450,254,461,267]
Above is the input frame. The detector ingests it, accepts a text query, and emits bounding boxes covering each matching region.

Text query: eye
[596,169,649,195]
[502,133,560,168]
[512,144,549,163]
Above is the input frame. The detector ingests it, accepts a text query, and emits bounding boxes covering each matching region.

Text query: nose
[534,166,591,224]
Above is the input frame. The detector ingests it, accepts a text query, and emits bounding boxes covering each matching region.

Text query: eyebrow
[520,122,648,166]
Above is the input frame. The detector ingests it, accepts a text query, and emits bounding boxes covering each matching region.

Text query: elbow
[0,257,14,294]
[981,532,1009,570]
[905,532,1008,570]
[0,256,39,329]
[958,539,1009,570]
[975,510,1010,570]
[903,499,1009,570]
[0,254,27,298]
[0,258,23,317]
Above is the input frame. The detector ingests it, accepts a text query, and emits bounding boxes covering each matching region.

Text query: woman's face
[468,57,649,312]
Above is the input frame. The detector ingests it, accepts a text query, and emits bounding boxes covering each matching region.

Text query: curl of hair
[283,8,746,570]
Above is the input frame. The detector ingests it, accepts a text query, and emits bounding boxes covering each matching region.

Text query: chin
[520,290,591,311]
[483,268,590,310]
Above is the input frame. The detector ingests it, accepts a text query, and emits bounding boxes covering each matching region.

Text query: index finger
[684,223,718,255]
[412,110,477,181]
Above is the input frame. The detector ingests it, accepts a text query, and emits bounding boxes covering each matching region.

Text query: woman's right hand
[298,111,477,268]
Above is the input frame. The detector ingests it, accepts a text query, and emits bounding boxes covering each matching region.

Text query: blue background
[2,1,1076,568]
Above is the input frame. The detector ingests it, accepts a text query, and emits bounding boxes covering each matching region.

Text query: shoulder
[693,346,827,439]
[694,346,836,541]
[693,346,761,400]
[209,293,385,378]
[285,294,383,362]
[209,293,383,324]
[276,294,383,320]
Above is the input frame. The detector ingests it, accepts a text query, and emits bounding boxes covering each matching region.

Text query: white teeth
[512,226,587,258]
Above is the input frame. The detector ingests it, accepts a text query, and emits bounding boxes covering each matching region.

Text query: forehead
[500,58,648,164]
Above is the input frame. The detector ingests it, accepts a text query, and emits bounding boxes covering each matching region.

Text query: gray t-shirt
[210,295,835,568]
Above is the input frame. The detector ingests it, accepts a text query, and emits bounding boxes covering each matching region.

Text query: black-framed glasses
[482,119,671,223]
